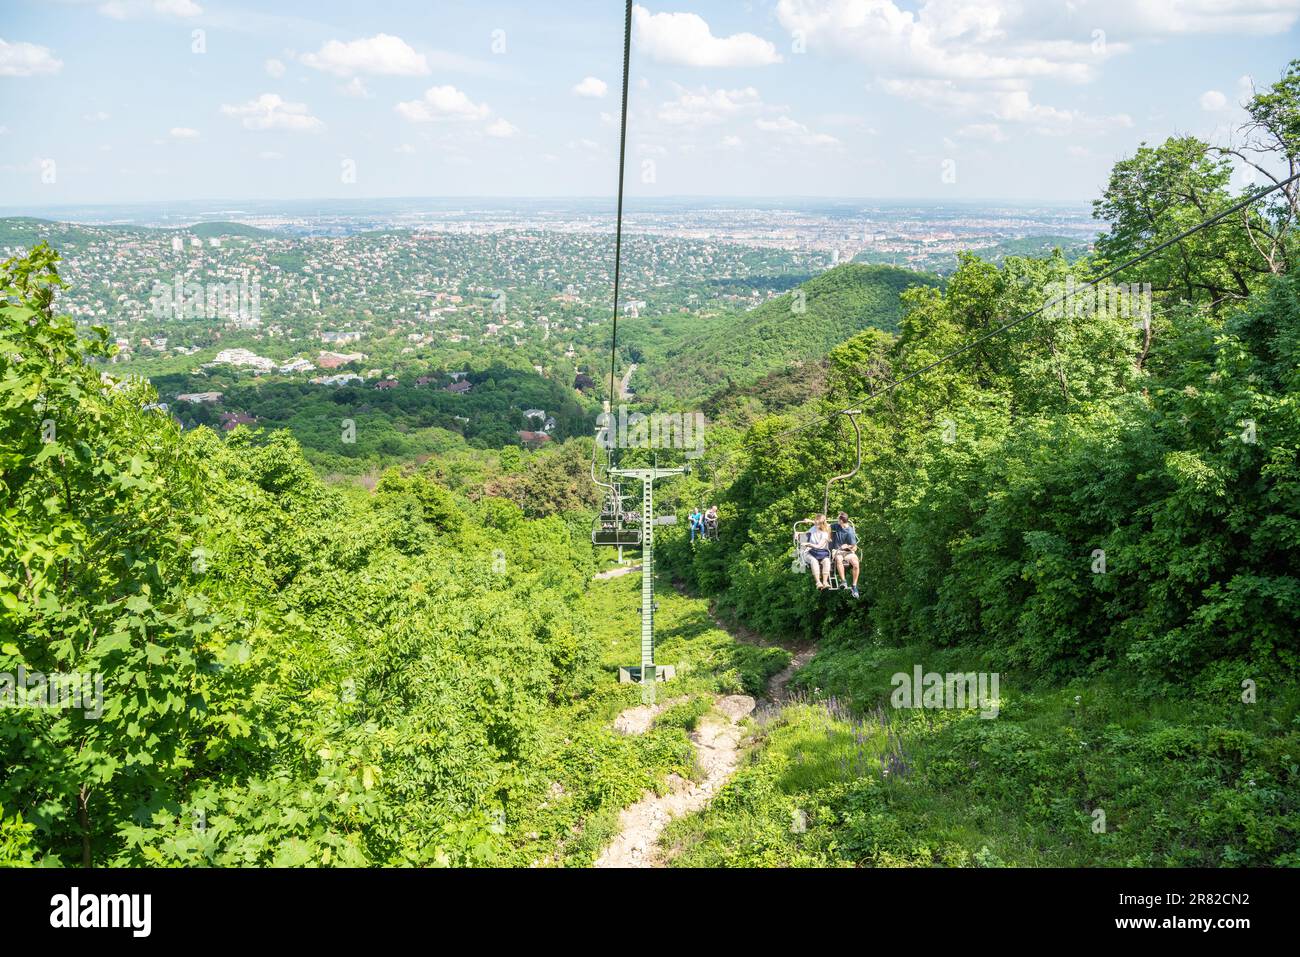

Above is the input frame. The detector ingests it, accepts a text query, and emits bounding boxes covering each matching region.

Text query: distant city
[0,197,1097,272]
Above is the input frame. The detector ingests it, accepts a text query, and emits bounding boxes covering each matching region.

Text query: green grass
[585,567,790,696]
[500,567,789,866]
[662,641,1300,868]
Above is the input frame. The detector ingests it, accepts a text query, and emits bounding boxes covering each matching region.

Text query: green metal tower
[610,464,685,703]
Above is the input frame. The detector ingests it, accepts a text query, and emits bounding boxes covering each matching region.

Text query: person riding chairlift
[831,511,860,598]
[805,514,833,589]
[703,505,718,538]
[688,507,704,543]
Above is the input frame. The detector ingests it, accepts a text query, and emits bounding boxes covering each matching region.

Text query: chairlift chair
[790,409,862,592]
[592,483,642,547]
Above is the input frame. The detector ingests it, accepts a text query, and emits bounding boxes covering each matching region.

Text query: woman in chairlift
[806,514,833,589]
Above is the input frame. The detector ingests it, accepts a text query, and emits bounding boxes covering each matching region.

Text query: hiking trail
[594,606,813,868]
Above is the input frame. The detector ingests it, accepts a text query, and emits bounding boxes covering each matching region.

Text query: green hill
[0,217,108,251]
[0,217,275,250]
[185,221,275,239]
[635,264,940,405]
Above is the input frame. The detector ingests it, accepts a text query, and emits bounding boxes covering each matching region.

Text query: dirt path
[594,629,815,868]
[766,646,818,704]
[592,563,641,581]
[595,694,754,868]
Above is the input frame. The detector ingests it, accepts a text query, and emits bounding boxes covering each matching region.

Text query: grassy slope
[502,566,788,866]
[636,264,939,405]
[663,637,1300,867]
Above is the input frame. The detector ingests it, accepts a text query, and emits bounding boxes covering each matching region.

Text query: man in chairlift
[703,505,719,539]
[688,506,704,543]
[831,511,860,598]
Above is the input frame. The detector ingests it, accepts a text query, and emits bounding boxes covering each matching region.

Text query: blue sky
[2,0,1298,205]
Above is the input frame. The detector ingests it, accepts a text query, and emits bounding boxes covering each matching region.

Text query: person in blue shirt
[688,507,704,543]
[831,511,860,598]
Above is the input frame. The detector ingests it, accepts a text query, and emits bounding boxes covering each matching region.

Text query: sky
[1,0,1298,205]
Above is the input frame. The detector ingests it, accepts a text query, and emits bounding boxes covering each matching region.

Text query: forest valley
[2,62,1299,869]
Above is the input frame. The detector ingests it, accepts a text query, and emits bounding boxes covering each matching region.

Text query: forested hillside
[630,264,940,404]
[650,64,1300,866]
[0,244,668,865]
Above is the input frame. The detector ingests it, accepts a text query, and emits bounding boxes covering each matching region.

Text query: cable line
[606,0,634,414]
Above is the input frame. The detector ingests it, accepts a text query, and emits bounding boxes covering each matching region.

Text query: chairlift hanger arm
[822,409,862,516]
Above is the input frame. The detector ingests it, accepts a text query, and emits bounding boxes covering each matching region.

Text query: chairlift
[687,506,718,543]
[791,409,862,591]
[591,456,642,547]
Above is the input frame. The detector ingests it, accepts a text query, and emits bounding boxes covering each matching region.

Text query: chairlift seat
[593,527,643,547]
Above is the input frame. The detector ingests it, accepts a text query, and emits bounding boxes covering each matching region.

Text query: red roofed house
[518,430,552,447]
[220,412,257,431]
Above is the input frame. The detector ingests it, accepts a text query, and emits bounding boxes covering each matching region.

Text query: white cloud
[169,126,200,139]
[395,85,491,122]
[1098,0,1300,35]
[770,0,1159,140]
[755,114,839,146]
[573,76,608,98]
[264,58,286,79]
[776,0,1300,74]
[98,0,202,18]
[0,38,63,77]
[154,0,200,15]
[657,85,763,126]
[1237,74,1256,106]
[720,134,744,148]
[301,34,429,77]
[83,111,111,122]
[485,118,520,138]
[775,0,1103,83]
[633,5,783,67]
[881,78,1130,134]
[220,94,324,133]
[394,143,416,154]
[1200,89,1228,111]
[956,122,1007,142]
[341,77,371,98]
[258,150,283,160]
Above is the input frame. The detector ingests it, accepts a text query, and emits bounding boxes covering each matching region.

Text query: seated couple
[803,512,860,597]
